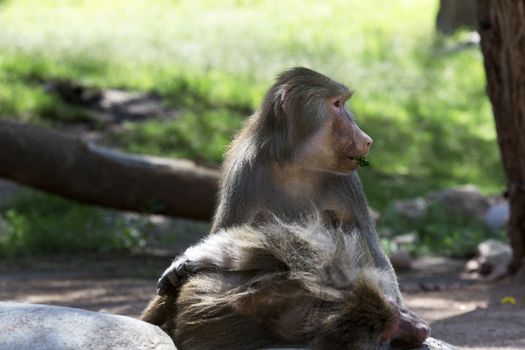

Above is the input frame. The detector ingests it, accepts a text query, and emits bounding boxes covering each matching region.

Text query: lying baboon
[157,67,429,347]
[143,212,408,350]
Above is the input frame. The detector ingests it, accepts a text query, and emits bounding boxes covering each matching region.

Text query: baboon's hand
[157,257,198,296]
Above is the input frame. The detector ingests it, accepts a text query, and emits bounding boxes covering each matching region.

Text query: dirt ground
[1,252,525,350]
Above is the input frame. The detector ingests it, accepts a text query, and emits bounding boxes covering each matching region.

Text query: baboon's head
[256,67,373,174]
[306,275,400,350]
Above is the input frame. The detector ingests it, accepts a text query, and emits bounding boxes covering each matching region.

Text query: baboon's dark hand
[156,258,197,296]
[156,271,178,296]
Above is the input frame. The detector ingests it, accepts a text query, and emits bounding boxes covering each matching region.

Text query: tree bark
[0,119,220,221]
[477,0,525,272]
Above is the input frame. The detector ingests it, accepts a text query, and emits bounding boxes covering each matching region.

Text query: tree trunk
[0,119,220,221]
[477,0,525,272]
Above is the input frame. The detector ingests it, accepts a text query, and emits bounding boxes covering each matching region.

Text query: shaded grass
[109,109,244,162]
[0,191,145,257]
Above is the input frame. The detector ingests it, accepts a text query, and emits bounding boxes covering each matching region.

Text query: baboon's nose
[353,125,373,155]
[360,132,373,152]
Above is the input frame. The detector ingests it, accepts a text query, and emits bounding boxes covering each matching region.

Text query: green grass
[0,191,146,257]
[109,109,244,162]
[0,0,506,256]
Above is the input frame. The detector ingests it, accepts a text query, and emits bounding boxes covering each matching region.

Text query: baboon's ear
[274,84,290,115]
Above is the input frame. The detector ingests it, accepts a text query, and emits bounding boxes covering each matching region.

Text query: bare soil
[1,253,524,350]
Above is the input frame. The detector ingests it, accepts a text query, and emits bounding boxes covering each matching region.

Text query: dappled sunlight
[405,291,488,323]
[0,0,502,205]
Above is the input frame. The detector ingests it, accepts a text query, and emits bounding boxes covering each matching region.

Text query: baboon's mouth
[349,156,369,167]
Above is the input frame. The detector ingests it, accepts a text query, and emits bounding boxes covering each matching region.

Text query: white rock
[478,239,512,268]
[416,337,460,350]
[484,201,509,230]
[0,302,176,350]
[475,239,512,278]
[465,258,480,273]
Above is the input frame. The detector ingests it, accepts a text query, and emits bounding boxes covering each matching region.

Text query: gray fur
[143,214,399,350]
[210,67,400,302]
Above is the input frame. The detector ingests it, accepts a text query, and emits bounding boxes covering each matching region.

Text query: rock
[394,197,428,221]
[0,302,176,350]
[431,185,491,221]
[484,200,510,230]
[477,239,512,277]
[393,232,418,247]
[390,249,413,272]
[465,258,480,273]
[478,239,512,268]
[265,337,458,350]
[413,337,460,350]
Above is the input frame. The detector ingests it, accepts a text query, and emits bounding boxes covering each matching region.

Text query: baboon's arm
[158,227,284,295]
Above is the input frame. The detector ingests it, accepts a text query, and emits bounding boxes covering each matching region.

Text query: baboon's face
[306,290,400,350]
[294,93,373,174]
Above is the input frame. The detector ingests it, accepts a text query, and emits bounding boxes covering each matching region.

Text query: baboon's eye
[333,100,342,108]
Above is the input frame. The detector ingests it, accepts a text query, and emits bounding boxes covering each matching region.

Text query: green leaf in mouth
[354,157,369,167]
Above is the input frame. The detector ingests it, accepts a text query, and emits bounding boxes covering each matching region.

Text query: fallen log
[0,119,220,221]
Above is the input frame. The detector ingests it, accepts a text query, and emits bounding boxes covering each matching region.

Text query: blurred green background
[0,0,506,257]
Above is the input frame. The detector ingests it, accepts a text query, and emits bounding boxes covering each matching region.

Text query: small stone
[465,258,480,273]
[466,239,513,277]
[477,239,512,268]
